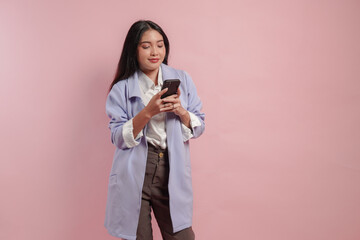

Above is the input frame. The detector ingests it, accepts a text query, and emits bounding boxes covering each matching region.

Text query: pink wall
[1,0,360,239]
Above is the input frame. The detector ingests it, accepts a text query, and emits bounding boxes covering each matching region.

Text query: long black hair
[109,20,170,91]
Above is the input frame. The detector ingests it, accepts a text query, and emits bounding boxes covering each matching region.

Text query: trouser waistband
[147,142,169,165]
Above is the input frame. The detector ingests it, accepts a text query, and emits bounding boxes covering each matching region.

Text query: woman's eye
[158,45,164,48]
[142,46,150,49]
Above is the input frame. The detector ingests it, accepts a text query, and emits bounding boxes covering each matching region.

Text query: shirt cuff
[122,119,143,148]
[181,111,202,142]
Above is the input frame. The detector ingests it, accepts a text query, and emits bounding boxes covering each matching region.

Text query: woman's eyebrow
[140,40,164,44]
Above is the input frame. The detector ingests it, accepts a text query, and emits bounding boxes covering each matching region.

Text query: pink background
[1,0,360,239]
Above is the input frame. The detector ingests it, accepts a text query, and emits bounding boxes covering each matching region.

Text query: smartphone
[161,79,180,99]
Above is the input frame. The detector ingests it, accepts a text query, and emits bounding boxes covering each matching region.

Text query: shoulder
[111,79,128,92]
[108,74,135,96]
[107,79,129,105]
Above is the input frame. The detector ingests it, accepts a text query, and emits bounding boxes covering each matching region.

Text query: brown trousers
[136,144,195,240]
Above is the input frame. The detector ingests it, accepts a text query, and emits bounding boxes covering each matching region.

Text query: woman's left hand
[160,88,191,128]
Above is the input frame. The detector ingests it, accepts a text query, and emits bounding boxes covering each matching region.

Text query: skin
[131,29,191,138]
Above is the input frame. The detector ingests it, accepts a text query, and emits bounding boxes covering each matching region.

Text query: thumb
[157,88,168,98]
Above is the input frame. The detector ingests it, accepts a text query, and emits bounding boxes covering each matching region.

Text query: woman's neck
[142,68,159,85]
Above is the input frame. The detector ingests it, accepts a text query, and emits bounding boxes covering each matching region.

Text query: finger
[177,88,181,96]
[163,103,172,108]
[162,97,179,103]
[162,98,175,103]
[160,105,174,112]
[162,94,178,101]
[157,88,168,98]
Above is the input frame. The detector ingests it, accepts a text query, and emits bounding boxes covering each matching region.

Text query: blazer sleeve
[183,71,205,139]
[105,83,131,149]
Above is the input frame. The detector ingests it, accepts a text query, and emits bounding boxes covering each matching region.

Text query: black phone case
[161,79,180,99]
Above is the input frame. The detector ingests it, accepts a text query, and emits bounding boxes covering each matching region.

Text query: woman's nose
[150,47,158,56]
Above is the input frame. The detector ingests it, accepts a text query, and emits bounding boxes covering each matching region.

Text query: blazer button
[159,152,164,158]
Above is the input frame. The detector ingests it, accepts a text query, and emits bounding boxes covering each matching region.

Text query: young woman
[104,20,205,240]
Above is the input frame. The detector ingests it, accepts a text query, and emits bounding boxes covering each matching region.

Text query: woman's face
[137,29,166,74]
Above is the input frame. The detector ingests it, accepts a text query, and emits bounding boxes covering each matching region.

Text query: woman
[104,20,205,240]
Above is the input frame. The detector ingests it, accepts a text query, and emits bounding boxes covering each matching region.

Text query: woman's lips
[149,58,159,63]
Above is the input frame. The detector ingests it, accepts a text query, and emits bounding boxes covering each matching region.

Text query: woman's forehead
[140,29,163,42]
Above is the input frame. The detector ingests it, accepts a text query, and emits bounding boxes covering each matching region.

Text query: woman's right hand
[132,88,174,138]
[144,88,170,117]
